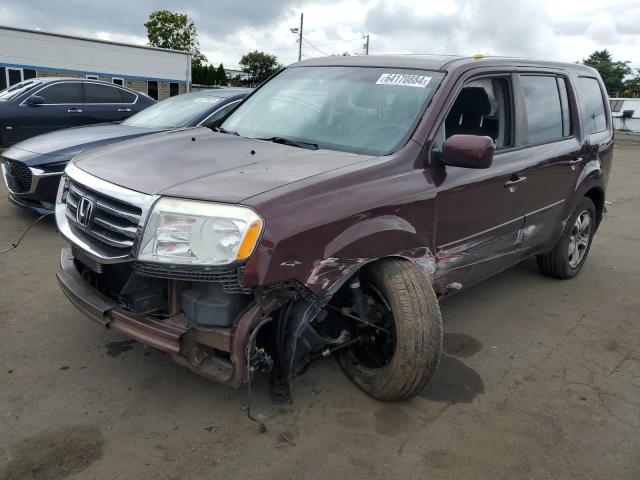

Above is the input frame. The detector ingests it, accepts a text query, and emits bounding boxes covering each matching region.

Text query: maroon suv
[55,55,612,403]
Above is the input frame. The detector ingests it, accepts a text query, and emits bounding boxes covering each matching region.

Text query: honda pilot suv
[55,55,612,402]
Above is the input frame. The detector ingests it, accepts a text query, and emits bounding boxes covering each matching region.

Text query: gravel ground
[0,134,639,480]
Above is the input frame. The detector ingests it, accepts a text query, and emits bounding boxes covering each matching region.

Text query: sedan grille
[65,180,142,257]
[3,158,32,193]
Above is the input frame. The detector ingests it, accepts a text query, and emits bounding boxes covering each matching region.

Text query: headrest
[450,87,491,116]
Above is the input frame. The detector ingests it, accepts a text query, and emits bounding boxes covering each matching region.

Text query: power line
[302,37,330,56]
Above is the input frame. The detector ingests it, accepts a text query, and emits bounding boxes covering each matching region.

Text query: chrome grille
[3,158,32,192]
[64,180,142,257]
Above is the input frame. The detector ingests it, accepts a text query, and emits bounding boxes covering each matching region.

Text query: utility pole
[365,34,369,55]
[298,13,304,61]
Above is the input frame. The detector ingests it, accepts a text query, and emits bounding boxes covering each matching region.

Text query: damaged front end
[54,164,382,405]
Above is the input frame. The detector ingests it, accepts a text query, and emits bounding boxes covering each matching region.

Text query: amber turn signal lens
[236,219,263,260]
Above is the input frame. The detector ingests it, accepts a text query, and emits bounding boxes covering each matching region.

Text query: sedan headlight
[138,198,263,265]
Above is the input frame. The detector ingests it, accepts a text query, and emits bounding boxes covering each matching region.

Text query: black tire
[339,258,443,401]
[537,197,596,279]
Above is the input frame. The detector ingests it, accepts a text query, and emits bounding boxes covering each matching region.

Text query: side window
[576,77,607,135]
[120,89,136,103]
[434,76,512,152]
[170,82,179,97]
[147,80,158,101]
[203,101,240,125]
[557,77,572,137]
[521,75,563,144]
[85,83,122,103]
[38,82,83,104]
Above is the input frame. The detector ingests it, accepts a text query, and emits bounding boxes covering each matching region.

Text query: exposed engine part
[119,273,166,314]
[182,283,251,328]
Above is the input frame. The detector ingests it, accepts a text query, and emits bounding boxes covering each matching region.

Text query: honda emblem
[76,196,95,227]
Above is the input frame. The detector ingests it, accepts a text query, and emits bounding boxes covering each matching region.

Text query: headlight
[138,198,263,266]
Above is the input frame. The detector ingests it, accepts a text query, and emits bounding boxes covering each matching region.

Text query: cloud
[1,0,639,68]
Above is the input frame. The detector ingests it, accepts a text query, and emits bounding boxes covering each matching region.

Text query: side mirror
[25,95,45,106]
[441,134,494,169]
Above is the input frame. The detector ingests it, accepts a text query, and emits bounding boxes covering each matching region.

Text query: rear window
[521,75,563,144]
[577,77,607,135]
[38,82,83,104]
[85,83,122,103]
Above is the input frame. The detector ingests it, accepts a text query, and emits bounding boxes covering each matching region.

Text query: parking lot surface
[1,134,639,480]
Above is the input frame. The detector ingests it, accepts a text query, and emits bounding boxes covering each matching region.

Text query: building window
[8,68,22,87]
[86,75,99,80]
[23,69,36,80]
[112,77,124,86]
[147,80,158,100]
[170,82,179,97]
[0,67,6,90]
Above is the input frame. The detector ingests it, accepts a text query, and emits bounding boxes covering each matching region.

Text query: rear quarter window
[576,77,607,135]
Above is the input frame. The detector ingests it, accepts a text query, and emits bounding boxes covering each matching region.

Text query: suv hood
[7,124,167,165]
[73,127,371,203]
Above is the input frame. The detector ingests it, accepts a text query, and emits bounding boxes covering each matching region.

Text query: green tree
[582,50,631,96]
[239,50,283,85]
[623,69,640,97]
[217,63,227,86]
[145,10,207,66]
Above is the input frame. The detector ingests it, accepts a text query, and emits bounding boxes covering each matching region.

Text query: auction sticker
[375,73,431,88]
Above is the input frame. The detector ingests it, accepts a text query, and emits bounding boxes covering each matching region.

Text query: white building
[0,25,191,101]
[610,98,640,132]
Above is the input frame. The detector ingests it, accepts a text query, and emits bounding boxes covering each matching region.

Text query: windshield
[0,80,41,101]
[222,66,444,155]
[122,94,225,128]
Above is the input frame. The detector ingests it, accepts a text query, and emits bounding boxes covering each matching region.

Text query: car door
[18,81,86,140]
[84,82,136,123]
[510,73,583,252]
[432,74,528,293]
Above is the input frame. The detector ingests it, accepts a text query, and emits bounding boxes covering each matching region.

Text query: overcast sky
[2,0,639,70]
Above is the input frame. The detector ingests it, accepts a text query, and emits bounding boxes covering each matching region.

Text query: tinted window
[23,69,36,80]
[557,77,572,137]
[577,77,607,135]
[521,75,563,144]
[38,82,83,104]
[148,80,158,101]
[170,83,179,97]
[121,89,136,103]
[85,83,122,103]
[112,78,124,86]
[0,67,5,90]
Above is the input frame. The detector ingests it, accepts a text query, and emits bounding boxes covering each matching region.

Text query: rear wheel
[537,197,596,279]
[339,258,443,401]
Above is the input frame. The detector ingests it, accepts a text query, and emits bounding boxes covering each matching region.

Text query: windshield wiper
[255,136,319,151]
[213,126,239,136]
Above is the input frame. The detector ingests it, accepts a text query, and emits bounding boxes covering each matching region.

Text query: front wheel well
[584,187,604,227]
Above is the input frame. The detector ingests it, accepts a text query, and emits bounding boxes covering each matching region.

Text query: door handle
[118,108,131,112]
[67,108,83,113]
[504,176,527,191]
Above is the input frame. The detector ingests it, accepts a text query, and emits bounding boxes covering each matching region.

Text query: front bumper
[2,160,62,213]
[56,248,272,387]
